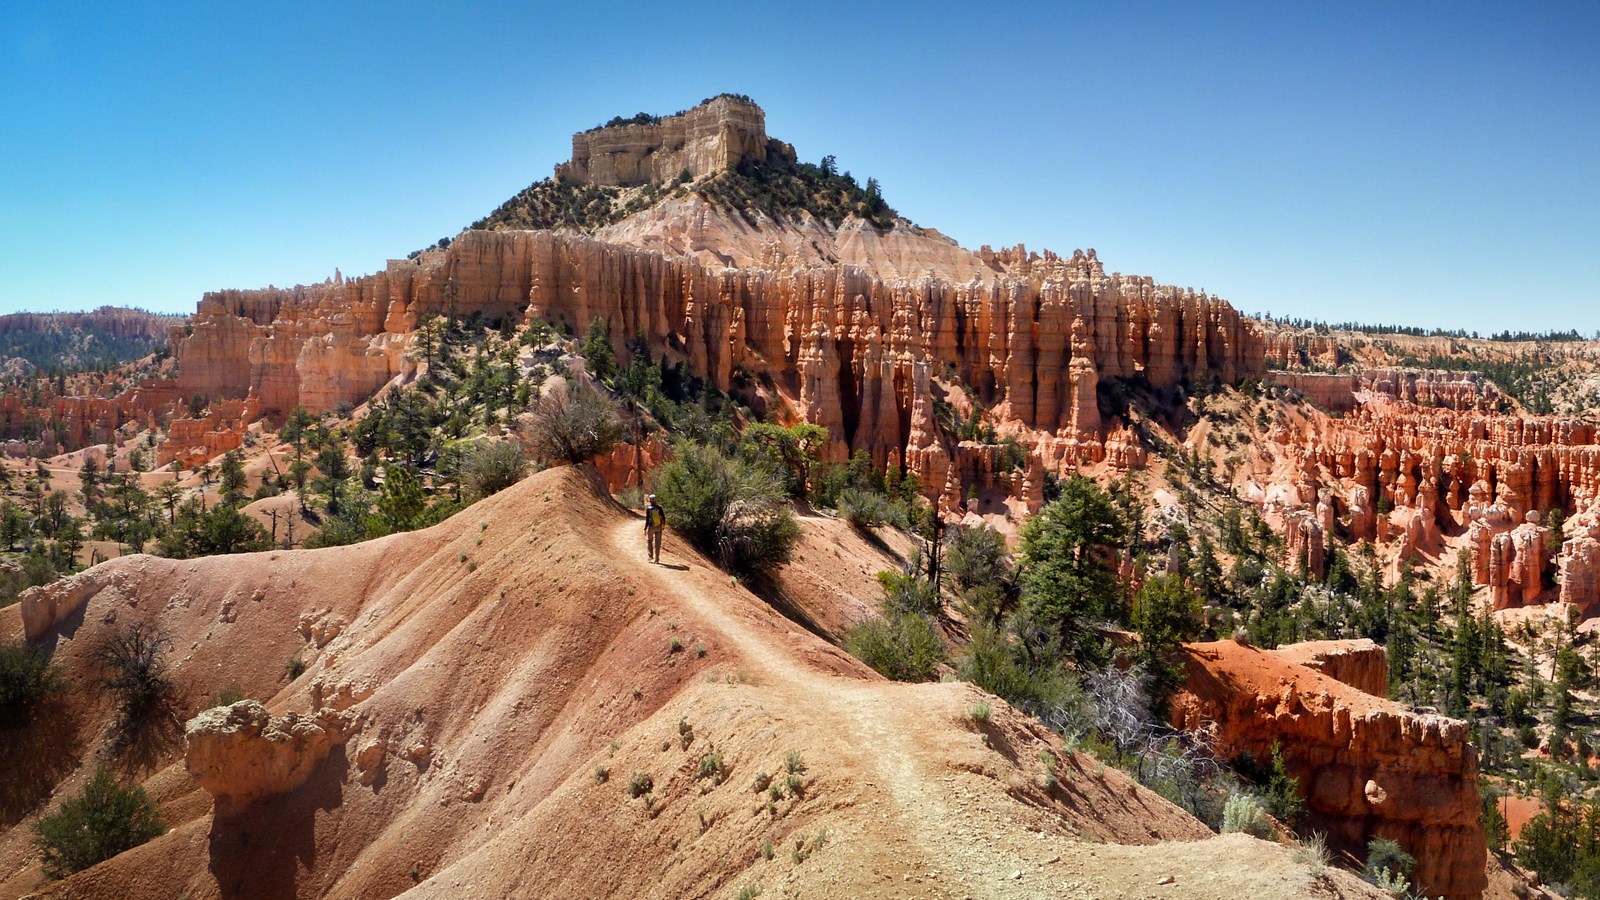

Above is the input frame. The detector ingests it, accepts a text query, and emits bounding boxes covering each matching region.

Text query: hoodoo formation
[3,93,1596,900]
[157,94,1263,514]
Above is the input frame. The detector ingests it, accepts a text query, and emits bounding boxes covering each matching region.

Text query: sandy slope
[1,466,1384,899]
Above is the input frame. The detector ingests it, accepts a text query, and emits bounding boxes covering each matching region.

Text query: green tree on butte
[1015,476,1126,663]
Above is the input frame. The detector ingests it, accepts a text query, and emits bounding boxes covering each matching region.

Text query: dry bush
[529,380,623,465]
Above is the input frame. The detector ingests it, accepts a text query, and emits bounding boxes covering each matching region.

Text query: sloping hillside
[0,307,181,375]
[1,466,1385,899]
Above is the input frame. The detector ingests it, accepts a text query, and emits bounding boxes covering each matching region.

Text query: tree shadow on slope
[110,695,186,780]
[1097,374,1197,444]
[206,745,350,900]
[745,571,836,644]
[0,695,84,827]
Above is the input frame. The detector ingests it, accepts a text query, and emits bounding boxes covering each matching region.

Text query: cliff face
[1175,641,1486,900]
[1269,639,1388,697]
[0,307,182,344]
[1271,369,1510,414]
[591,194,997,282]
[98,95,1260,490]
[165,229,1262,499]
[555,95,773,187]
[1261,398,1600,610]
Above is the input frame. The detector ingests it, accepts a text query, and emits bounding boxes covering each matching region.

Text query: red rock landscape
[1,94,1591,900]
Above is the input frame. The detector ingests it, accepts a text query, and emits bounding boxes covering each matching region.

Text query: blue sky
[2,2,1596,334]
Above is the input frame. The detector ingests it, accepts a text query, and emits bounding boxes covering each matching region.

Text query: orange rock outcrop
[1266,396,1600,608]
[160,228,1263,501]
[555,95,779,187]
[1269,638,1388,697]
[184,700,348,816]
[1271,369,1510,415]
[156,399,255,468]
[126,97,1265,501]
[1175,640,1486,900]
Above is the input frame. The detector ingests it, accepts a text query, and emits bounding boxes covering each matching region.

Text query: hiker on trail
[644,493,666,563]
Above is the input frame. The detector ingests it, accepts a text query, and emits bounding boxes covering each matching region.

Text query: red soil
[0,467,1389,899]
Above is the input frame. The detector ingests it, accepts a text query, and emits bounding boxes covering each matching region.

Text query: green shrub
[876,568,940,617]
[1015,476,1127,664]
[202,685,245,711]
[33,766,165,879]
[1132,573,1204,700]
[1293,830,1331,878]
[1263,743,1304,823]
[626,771,653,798]
[784,751,805,774]
[1364,836,1414,883]
[945,524,1009,595]
[1221,791,1270,838]
[968,700,991,723]
[697,749,724,781]
[156,500,272,559]
[1368,867,1411,895]
[845,612,946,682]
[0,640,64,727]
[652,442,798,576]
[838,487,895,529]
[579,317,616,382]
[956,624,1089,732]
[734,423,828,501]
[461,441,530,499]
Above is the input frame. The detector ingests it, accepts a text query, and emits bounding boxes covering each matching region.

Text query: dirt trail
[0,467,1388,900]
[609,520,1384,900]
[613,520,1010,887]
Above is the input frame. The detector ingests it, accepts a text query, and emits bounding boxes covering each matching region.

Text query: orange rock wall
[1258,327,1584,602]
[1175,642,1486,900]
[1274,402,1600,607]
[1271,369,1510,415]
[164,230,1264,498]
[1269,639,1388,698]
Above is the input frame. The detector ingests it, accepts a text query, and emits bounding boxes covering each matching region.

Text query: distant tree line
[580,93,757,133]
[1257,312,1597,343]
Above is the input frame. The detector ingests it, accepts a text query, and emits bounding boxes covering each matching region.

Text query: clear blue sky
[2,2,1596,334]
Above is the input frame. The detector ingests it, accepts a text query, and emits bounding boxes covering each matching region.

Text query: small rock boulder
[185,700,342,814]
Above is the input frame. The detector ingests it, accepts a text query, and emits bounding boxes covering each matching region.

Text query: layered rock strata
[156,398,255,468]
[556,95,775,187]
[1271,369,1509,414]
[164,229,1263,499]
[1175,641,1485,900]
[1560,508,1600,615]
